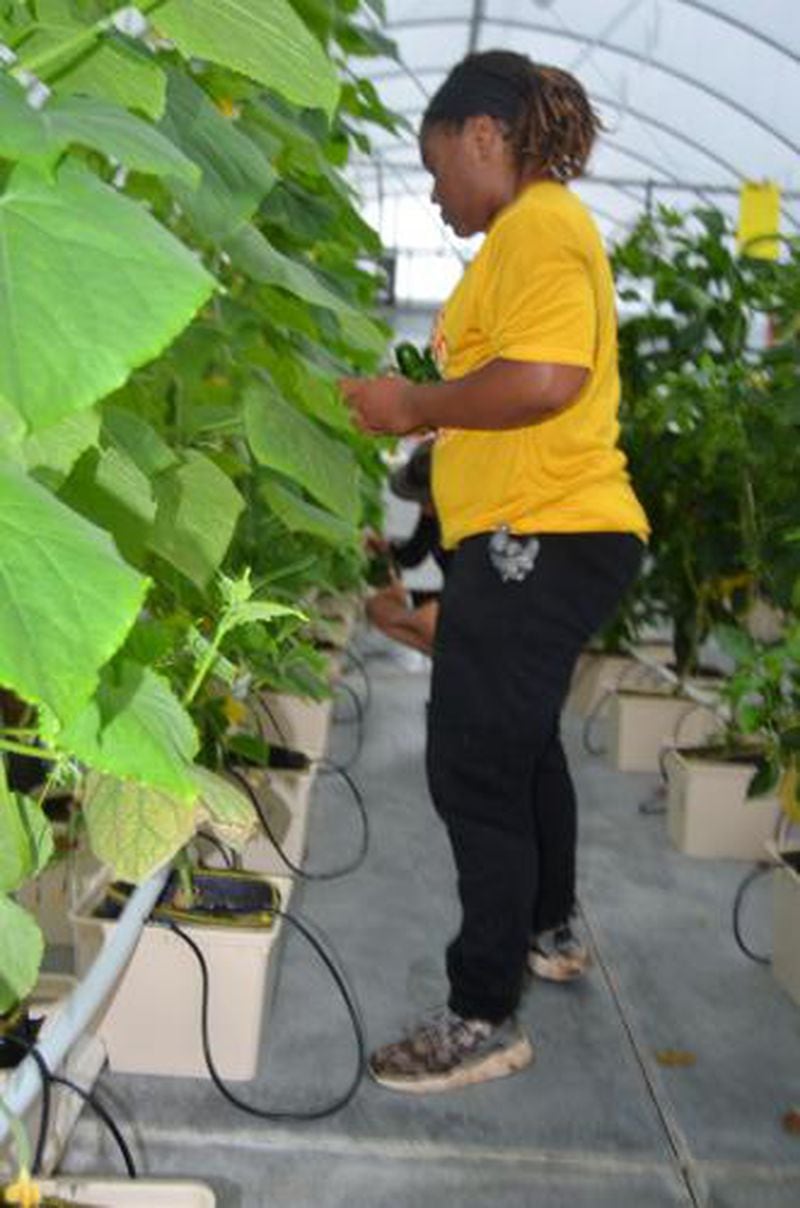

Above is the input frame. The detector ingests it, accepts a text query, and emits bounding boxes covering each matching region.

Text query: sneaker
[528,924,591,982]
[368,1007,534,1094]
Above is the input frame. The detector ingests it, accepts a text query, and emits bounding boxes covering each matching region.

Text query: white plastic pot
[16,833,105,948]
[769,844,800,1008]
[609,689,720,773]
[203,767,314,878]
[257,691,333,760]
[665,749,780,859]
[31,1178,215,1205]
[564,645,671,718]
[71,874,291,1081]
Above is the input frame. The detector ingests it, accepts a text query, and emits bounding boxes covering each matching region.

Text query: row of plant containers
[0,0,400,1201]
[565,618,800,1010]
[563,203,800,1012]
[1,590,363,1202]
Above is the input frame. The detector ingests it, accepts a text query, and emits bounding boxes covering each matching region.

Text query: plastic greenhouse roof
[351,0,800,304]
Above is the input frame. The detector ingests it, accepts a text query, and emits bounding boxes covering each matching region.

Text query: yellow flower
[4,1169,42,1206]
[223,695,248,726]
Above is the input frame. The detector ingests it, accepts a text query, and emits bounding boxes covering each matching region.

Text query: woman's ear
[467,114,505,161]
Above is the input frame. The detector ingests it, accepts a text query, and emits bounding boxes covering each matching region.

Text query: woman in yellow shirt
[342,50,647,1094]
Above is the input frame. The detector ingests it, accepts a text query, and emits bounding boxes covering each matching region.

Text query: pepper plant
[0,0,400,1013]
[612,206,800,675]
[714,606,800,816]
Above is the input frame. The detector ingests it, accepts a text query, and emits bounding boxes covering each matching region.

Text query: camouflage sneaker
[528,923,591,983]
[368,1007,534,1094]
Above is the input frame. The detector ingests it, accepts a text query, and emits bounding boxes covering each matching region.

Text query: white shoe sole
[369,1034,535,1094]
[528,950,591,982]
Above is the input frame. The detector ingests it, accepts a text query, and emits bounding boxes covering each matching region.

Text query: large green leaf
[102,405,177,478]
[148,451,245,589]
[224,223,385,356]
[56,36,167,120]
[0,774,54,894]
[244,379,360,524]
[0,160,215,433]
[0,463,149,726]
[159,72,276,242]
[60,445,157,565]
[155,0,339,116]
[59,661,199,801]
[15,3,166,119]
[22,410,101,482]
[0,78,198,182]
[244,95,352,202]
[263,345,352,434]
[193,766,257,850]
[83,771,196,883]
[261,475,358,547]
[0,894,44,1013]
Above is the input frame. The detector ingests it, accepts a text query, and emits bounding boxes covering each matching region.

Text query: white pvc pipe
[0,867,169,1148]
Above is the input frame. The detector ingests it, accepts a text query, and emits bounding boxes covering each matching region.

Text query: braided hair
[421,50,601,182]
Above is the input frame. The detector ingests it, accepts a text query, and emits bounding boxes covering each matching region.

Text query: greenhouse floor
[60,637,800,1207]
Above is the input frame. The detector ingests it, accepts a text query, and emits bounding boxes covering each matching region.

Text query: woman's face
[421,117,516,237]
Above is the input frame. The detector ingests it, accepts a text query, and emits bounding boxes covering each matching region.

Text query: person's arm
[340,358,588,437]
[391,512,439,569]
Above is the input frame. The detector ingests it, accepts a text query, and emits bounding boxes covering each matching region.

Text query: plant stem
[0,739,57,762]
[174,848,195,908]
[14,0,168,80]
[183,628,224,708]
[0,1092,31,1185]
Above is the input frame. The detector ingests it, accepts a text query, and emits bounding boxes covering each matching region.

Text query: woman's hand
[339,375,421,435]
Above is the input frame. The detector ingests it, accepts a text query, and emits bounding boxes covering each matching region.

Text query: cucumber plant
[0,0,401,1011]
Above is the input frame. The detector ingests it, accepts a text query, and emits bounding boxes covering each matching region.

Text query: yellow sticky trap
[780,759,800,825]
[738,182,781,259]
[4,1168,42,1206]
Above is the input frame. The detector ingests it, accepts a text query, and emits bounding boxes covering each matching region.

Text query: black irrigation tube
[0,1035,136,1177]
[226,762,369,882]
[257,683,364,776]
[732,863,773,965]
[342,646,372,714]
[196,829,236,869]
[330,679,366,770]
[168,909,367,1121]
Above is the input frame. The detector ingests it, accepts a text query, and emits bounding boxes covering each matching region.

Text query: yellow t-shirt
[431,180,649,548]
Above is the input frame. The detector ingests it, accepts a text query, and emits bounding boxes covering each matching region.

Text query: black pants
[426,531,643,1023]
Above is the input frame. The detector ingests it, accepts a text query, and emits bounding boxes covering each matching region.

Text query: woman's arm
[340,358,588,436]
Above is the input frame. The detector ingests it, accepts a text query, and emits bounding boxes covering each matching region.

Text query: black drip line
[167,907,367,1121]
[0,1035,136,1178]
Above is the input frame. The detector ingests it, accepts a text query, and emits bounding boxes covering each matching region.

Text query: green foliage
[715,618,800,805]
[613,207,800,673]
[0,0,397,1006]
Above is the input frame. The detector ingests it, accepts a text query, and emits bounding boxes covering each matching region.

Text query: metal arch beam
[383,16,800,157]
[467,0,486,55]
[371,72,767,191]
[597,135,721,210]
[670,0,800,66]
[364,93,800,230]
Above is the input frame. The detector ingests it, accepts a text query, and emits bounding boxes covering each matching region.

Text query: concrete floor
[60,639,800,1207]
